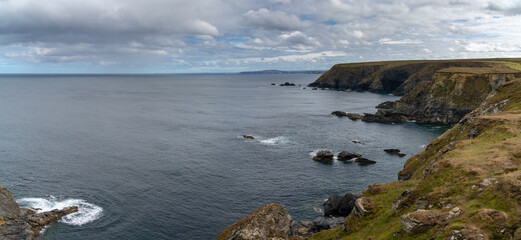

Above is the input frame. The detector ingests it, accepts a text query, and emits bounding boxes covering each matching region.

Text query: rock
[331,111,348,117]
[0,186,21,218]
[479,178,498,188]
[367,184,383,194]
[323,193,358,217]
[362,113,409,123]
[376,101,395,109]
[399,209,445,234]
[352,140,364,144]
[326,217,346,229]
[352,197,374,217]
[217,203,297,240]
[337,151,361,161]
[312,87,318,90]
[346,113,363,120]
[392,190,414,212]
[398,171,412,181]
[280,82,296,86]
[384,149,406,157]
[313,150,334,163]
[242,135,255,140]
[270,83,276,86]
[298,221,314,235]
[312,217,330,231]
[449,226,488,240]
[0,185,79,240]
[353,157,376,164]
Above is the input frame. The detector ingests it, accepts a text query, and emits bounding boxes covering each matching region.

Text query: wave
[17,196,103,226]
[260,136,290,145]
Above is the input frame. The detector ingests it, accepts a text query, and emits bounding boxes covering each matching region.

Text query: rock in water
[354,157,376,164]
[0,185,79,240]
[243,135,255,140]
[217,203,297,240]
[384,149,406,157]
[323,193,358,216]
[312,150,334,163]
[337,151,361,161]
[331,111,348,117]
[346,113,363,120]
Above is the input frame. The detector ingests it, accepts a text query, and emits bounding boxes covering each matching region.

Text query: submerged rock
[337,151,361,161]
[313,150,334,163]
[346,113,363,120]
[217,203,297,240]
[323,193,358,216]
[353,157,376,164]
[384,149,406,157]
[331,111,348,117]
[242,135,255,140]
[0,185,78,240]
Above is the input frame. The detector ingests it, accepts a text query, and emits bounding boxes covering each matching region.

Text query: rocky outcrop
[353,157,376,164]
[336,151,361,161]
[323,193,358,217]
[384,149,406,157]
[217,203,297,240]
[362,112,409,123]
[0,186,78,240]
[351,197,374,217]
[346,113,363,120]
[312,150,334,163]
[399,209,446,234]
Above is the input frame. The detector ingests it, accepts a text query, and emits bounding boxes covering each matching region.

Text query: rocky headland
[0,186,78,240]
[219,58,521,239]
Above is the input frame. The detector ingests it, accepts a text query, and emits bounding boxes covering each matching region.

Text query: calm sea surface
[0,74,448,239]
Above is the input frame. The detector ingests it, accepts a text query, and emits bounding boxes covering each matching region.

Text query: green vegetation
[308,78,521,239]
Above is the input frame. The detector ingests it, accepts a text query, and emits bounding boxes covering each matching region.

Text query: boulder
[280,82,296,86]
[217,203,297,240]
[399,209,445,234]
[384,149,406,157]
[312,217,330,232]
[325,217,346,229]
[337,151,361,161]
[297,221,314,235]
[353,157,376,164]
[346,113,363,120]
[0,185,79,240]
[242,135,255,140]
[331,111,348,117]
[0,186,21,218]
[323,193,358,216]
[313,150,334,163]
[352,197,374,217]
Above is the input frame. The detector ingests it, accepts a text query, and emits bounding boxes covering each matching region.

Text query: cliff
[0,186,78,240]
[309,77,521,239]
[310,59,521,124]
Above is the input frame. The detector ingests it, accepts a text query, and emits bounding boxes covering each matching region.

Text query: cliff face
[309,77,521,239]
[310,59,521,124]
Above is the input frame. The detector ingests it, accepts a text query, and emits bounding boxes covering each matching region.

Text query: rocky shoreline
[219,59,521,239]
[0,186,78,240]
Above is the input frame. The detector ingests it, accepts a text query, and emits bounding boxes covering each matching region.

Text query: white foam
[17,196,103,226]
[309,149,335,159]
[260,136,289,145]
[420,144,426,149]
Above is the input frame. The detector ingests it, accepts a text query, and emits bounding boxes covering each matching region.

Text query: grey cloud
[242,8,302,31]
[487,2,521,16]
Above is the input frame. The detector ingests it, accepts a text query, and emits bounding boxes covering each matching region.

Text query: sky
[0,0,520,73]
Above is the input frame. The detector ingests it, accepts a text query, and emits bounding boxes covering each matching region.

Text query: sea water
[0,74,448,239]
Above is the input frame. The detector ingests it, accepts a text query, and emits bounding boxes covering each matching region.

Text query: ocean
[0,74,448,239]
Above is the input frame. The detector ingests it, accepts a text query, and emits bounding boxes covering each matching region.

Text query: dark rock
[0,185,79,240]
[280,82,296,86]
[313,150,334,163]
[354,157,376,164]
[376,101,395,109]
[271,83,276,86]
[242,135,255,140]
[312,87,318,90]
[384,149,406,157]
[352,140,364,144]
[312,217,330,231]
[326,217,346,229]
[323,193,358,216]
[337,151,361,161]
[217,203,297,240]
[346,113,363,120]
[362,113,409,123]
[331,111,348,117]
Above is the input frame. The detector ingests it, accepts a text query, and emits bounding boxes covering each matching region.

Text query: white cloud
[242,8,302,31]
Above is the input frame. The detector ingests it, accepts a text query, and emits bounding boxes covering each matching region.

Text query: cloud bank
[0,0,520,73]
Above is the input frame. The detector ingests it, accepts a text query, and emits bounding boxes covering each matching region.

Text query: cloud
[242,8,303,31]
[487,2,521,16]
